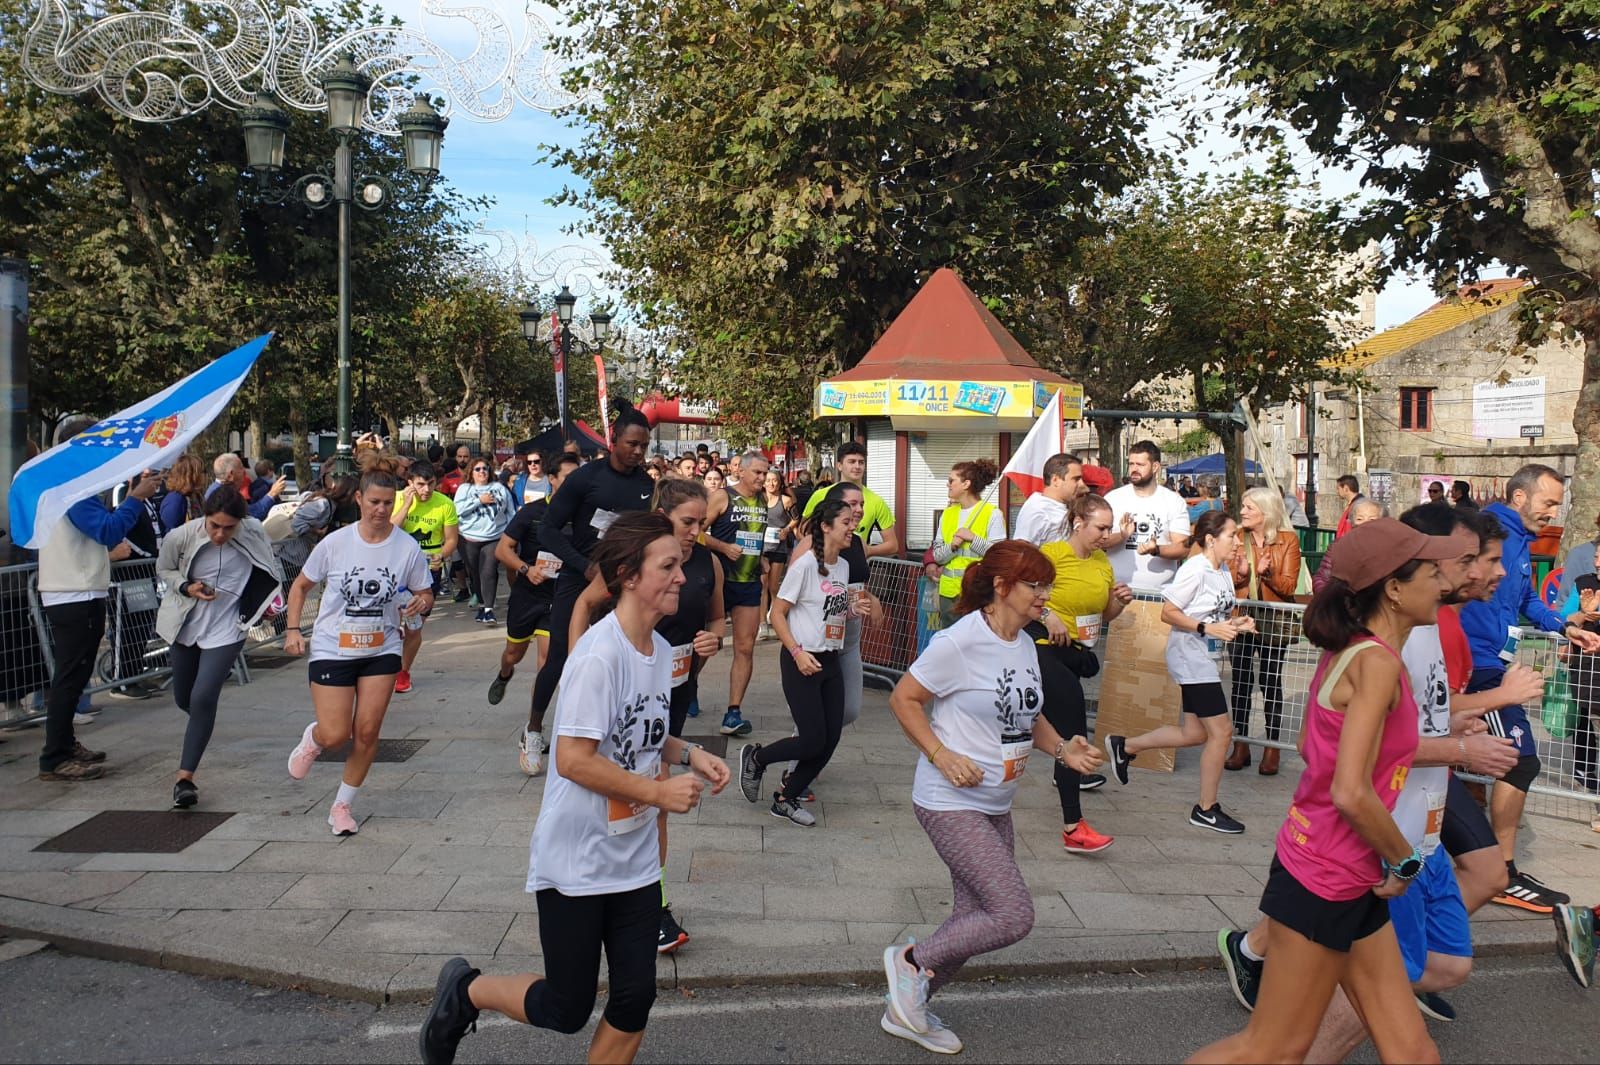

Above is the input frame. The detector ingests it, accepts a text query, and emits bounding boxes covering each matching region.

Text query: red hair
[955,540,1055,616]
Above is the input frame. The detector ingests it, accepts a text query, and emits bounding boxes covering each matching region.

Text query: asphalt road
[0,945,1590,1063]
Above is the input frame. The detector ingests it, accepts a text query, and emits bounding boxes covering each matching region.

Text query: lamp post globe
[320,54,371,133]
[553,285,576,325]
[518,301,543,343]
[398,97,448,178]
[589,308,612,345]
[241,94,291,172]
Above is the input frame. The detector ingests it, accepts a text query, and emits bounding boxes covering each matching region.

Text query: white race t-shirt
[1396,625,1452,856]
[301,525,431,660]
[527,613,672,896]
[1013,493,1071,547]
[175,540,255,649]
[1105,484,1192,588]
[1163,554,1237,685]
[777,551,849,652]
[909,611,1044,816]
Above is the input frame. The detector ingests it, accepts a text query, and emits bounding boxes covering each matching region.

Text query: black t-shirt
[537,459,655,577]
[505,499,556,606]
[844,534,869,585]
[657,544,717,647]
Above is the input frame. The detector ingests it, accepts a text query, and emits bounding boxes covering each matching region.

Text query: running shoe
[419,956,480,1065]
[519,730,546,776]
[72,741,107,763]
[73,711,97,726]
[658,906,689,954]
[1217,928,1262,1011]
[883,942,931,1034]
[287,722,323,780]
[1062,821,1114,854]
[1552,903,1595,989]
[880,999,962,1054]
[481,609,496,626]
[1078,773,1106,791]
[1105,734,1131,785]
[1189,803,1245,834]
[1494,868,1570,913]
[487,671,511,706]
[395,670,413,694]
[685,697,700,718]
[472,608,485,623]
[739,743,765,803]
[780,771,816,802]
[770,793,816,827]
[720,707,753,737]
[328,801,359,836]
[1415,992,1456,1022]
[172,779,198,809]
[38,759,104,782]
[454,588,471,604]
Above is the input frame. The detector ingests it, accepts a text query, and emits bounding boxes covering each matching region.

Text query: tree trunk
[1220,423,1246,518]
[246,415,265,465]
[1095,418,1124,476]
[288,397,313,495]
[1564,311,1600,558]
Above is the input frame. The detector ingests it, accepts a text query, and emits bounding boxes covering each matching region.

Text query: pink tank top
[1275,637,1420,902]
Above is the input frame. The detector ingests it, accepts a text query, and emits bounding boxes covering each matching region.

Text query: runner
[704,451,772,738]
[418,513,730,1065]
[738,497,856,827]
[453,457,515,624]
[1104,441,1191,591]
[488,453,580,774]
[1105,510,1253,833]
[155,484,284,808]
[1224,487,1303,777]
[281,471,433,834]
[1189,519,1462,1065]
[390,462,458,694]
[927,459,1005,629]
[567,477,726,953]
[702,466,725,493]
[760,468,796,641]
[801,440,900,558]
[1013,453,1084,546]
[879,540,1103,1054]
[1036,494,1133,853]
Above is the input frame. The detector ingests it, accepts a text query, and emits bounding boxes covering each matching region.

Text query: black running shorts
[1259,856,1390,953]
[308,653,402,687]
[1180,682,1230,719]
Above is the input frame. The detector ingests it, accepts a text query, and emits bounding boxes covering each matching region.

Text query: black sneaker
[1104,735,1130,786]
[454,588,471,603]
[1189,803,1245,834]
[770,792,817,827]
[1217,928,1262,1011]
[739,742,765,803]
[487,671,511,706]
[418,956,480,1065]
[1415,991,1456,1022]
[658,906,689,954]
[1079,773,1107,792]
[1494,868,1570,913]
[172,779,198,809]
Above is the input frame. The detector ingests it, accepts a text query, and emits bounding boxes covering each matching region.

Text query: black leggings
[531,575,588,720]
[756,650,843,803]
[1034,638,1088,826]
[460,538,501,610]
[170,640,244,773]
[1227,632,1287,742]
[522,883,659,1035]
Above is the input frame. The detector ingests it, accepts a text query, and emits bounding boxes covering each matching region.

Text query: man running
[390,461,458,694]
[1013,453,1084,546]
[801,441,899,558]
[705,450,772,738]
[1104,441,1191,591]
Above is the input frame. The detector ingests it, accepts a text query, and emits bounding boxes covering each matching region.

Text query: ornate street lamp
[522,291,611,443]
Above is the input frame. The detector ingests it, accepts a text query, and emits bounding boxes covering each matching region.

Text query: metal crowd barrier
[863,558,1598,823]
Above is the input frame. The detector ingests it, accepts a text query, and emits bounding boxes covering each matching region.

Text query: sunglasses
[473,466,490,472]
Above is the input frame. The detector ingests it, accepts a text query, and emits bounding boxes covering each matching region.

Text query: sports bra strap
[1316,640,1382,709]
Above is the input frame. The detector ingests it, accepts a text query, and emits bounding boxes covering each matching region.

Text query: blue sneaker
[720,708,752,737]
[686,697,700,719]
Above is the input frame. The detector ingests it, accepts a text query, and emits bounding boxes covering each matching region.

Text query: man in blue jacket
[1461,463,1600,912]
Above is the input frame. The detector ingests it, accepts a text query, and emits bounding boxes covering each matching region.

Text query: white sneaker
[884,942,931,1033]
[880,1002,962,1054]
[73,711,97,725]
[519,729,546,776]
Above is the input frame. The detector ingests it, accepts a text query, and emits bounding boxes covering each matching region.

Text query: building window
[1399,387,1433,432]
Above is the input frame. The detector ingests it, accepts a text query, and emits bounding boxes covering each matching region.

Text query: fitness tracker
[1382,848,1424,881]
[1196,622,1207,638]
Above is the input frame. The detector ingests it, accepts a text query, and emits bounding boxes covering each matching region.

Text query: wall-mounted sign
[1472,376,1545,439]
[816,378,1080,420]
[1520,424,1545,439]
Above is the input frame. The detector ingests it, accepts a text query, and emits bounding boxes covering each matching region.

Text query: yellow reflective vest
[938,501,998,599]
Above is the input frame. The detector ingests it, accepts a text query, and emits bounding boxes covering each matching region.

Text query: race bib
[670,643,694,689]
[1075,613,1103,648]
[763,526,781,546]
[591,508,619,537]
[1422,787,1446,856]
[535,551,563,578]
[735,529,763,556]
[823,620,846,648]
[1001,730,1031,782]
[337,617,383,652]
[523,486,547,504]
[606,792,654,837]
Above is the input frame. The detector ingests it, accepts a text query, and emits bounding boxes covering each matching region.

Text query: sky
[385,0,1447,334]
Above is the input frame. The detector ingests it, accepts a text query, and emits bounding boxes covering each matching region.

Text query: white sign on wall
[1472,376,1545,439]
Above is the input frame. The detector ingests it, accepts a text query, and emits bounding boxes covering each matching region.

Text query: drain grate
[315,738,428,763]
[35,810,234,854]
[679,734,729,758]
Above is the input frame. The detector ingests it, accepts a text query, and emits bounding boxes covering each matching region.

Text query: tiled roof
[1329,278,1528,371]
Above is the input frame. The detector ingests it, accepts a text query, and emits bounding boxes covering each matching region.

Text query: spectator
[1426,481,1446,505]
[1178,476,1199,499]
[158,453,208,535]
[1282,485,1309,529]
[1313,499,1382,592]
[1333,474,1365,539]
[250,460,276,503]
[208,453,282,520]
[511,451,552,506]
[1187,483,1224,523]
[1080,463,1116,497]
[1557,512,1600,607]
[1451,479,1478,510]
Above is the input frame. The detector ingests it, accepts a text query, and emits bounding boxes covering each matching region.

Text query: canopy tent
[518,419,607,458]
[1167,453,1261,476]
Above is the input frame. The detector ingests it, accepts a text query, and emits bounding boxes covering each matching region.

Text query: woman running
[1224,487,1303,777]
[881,541,1104,1054]
[155,484,284,808]
[281,471,434,835]
[454,458,515,623]
[418,512,731,1065]
[1036,493,1133,853]
[738,497,856,826]
[927,459,1005,629]
[1190,518,1457,1064]
[1104,509,1253,834]
[760,468,796,640]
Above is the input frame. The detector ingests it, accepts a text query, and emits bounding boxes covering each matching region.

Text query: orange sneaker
[1062,821,1114,855]
[394,670,412,694]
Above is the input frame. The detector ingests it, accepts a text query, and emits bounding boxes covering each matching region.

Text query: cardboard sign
[1089,598,1180,773]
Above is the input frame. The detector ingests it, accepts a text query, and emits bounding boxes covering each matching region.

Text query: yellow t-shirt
[1040,541,1115,648]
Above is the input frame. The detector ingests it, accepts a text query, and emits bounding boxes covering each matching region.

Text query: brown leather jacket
[1231,530,1301,604]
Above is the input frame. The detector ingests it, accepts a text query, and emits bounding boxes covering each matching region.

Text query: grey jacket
[156,516,285,644]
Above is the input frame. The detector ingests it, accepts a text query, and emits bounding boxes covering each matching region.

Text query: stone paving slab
[0,603,1590,1002]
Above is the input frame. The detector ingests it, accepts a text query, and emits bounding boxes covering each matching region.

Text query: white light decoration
[21,0,581,133]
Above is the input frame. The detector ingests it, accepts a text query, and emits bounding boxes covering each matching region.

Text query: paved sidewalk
[1,602,1594,1003]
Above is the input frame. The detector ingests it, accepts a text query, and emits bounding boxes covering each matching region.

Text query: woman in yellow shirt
[1034,494,1134,853]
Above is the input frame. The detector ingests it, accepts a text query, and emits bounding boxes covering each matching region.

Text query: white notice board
[1472,377,1545,439]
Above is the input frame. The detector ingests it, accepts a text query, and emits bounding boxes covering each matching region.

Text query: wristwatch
[679,742,702,767]
[1382,847,1424,881]
[516,563,531,581]
[1196,622,1207,638]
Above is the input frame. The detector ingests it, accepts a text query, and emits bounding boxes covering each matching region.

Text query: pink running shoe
[287,722,323,780]
[328,801,359,836]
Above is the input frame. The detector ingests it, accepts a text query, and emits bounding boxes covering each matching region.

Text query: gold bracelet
[929,743,944,762]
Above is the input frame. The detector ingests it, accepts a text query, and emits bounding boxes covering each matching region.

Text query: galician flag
[9,333,273,549]
[1000,388,1064,496]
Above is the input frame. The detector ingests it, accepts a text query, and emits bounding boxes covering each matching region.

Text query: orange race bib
[337,618,383,652]
[1001,731,1031,782]
[670,644,693,689]
[607,794,654,837]
[1423,788,1445,853]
